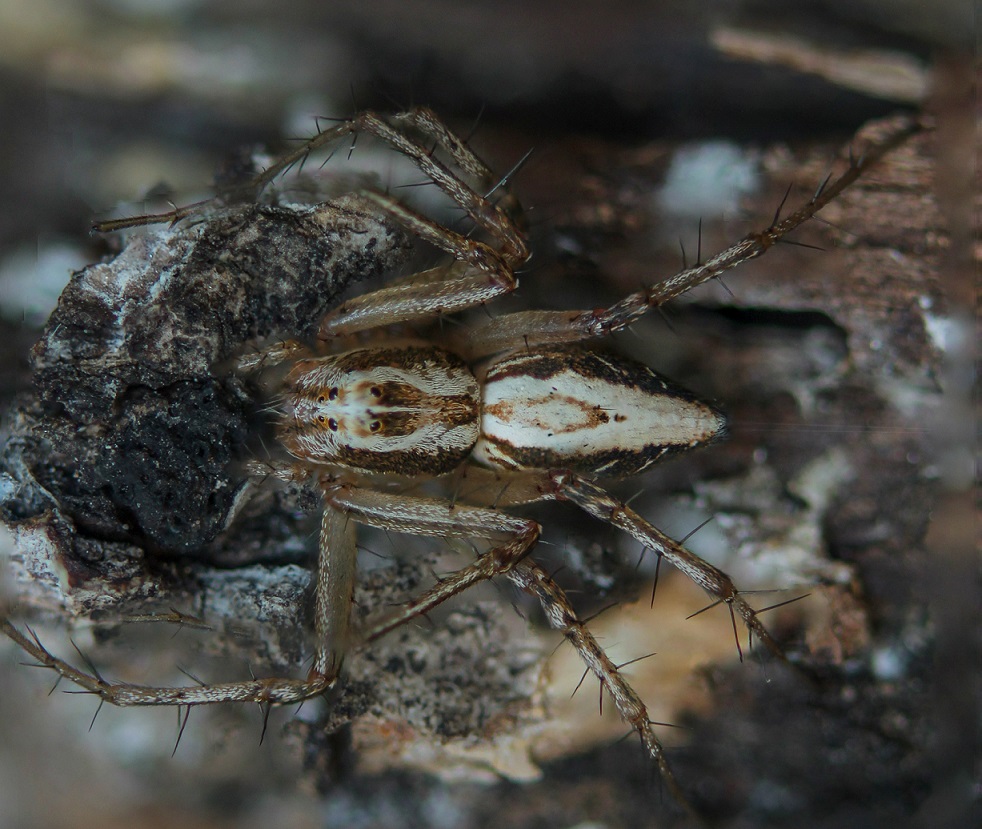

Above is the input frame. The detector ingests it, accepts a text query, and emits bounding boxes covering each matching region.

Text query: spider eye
[370,386,381,398]
[328,387,339,400]
[317,395,326,403]
[328,418,338,431]
[369,421,381,432]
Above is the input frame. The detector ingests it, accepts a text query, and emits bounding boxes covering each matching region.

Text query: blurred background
[0,2,975,828]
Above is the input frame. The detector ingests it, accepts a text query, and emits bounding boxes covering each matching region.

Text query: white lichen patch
[695,451,855,589]
[0,241,88,327]
[655,140,760,219]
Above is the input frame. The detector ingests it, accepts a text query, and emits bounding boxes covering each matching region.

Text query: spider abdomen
[473,347,726,477]
[280,345,481,475]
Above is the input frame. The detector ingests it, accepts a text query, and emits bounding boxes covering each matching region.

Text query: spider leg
[352,111,528,264]
[97,110,529,262]
[545,471,783,659]
[253,109,527,265]
[305,112,536,339]
[313,501,358,679]
[345,464,693,808]
[504,557,692,812]
[321,482,540,643]
[458,466,783,656]
[457,113,924,359]
[387,107,529,236]
[235,339,311,374]
[93,117,368,232]
[317,213,517,339]
[0,470,357,708]
[251,109,536,340]
[390,108,499,190]
[0,617,334,706]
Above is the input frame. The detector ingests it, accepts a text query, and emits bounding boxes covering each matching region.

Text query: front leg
[0,618,335,707]
[235,339,311,374]
[317,254,516,339]
[0,464,349,710]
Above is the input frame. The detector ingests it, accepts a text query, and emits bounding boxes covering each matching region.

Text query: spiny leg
[235,339,312,375]
[0,469,356,707]
[0,480,540,711]
[546,471,783,659]
[317,211,518,339]
[322,482,540,644]
[305,479,703,802]
[504,558,693,813]
[390,108,499,190]
[312,116,530,338]
[455,465,784,809]
[387,107,529,236]
[456,113,925,359]
[457,466,783,657]
[2,473,525,708]
[262,116,534,338]
[350,466,696,809]
[0,617,331,706]
[261,108,523,249]
[96,108,528,266]
[337,483,693,809]
[345,111,528,264]
[95,107,533,339]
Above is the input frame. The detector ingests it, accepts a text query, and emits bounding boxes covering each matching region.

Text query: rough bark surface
[0,4,973,828]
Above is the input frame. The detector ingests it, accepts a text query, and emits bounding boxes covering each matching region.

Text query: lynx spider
[2,108,922,806]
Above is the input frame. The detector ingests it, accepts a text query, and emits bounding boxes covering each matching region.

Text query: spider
[1,108,923,807]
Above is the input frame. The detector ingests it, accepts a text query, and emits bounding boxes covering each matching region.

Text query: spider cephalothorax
[280,345,481,475]
[1,107,924,809]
